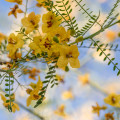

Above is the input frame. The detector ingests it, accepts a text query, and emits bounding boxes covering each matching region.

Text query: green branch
[83,20,120,41]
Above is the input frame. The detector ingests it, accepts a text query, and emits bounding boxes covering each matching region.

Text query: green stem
[24,0,28,17]
[83,20,120,40]
[91,38,120,72]
[16,102,44,120]
[90,81,108,95]
[53,5,71,27]
[74,0,102,27]
[61,0,73,29]
[79,45,120,52]
[8,74,12,112]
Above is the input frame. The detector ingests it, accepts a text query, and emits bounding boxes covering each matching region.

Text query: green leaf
[5,94,9,97]
[65,1,69,5]
[5,83,9,86]
[117,70,120,76]
[43,80,49,83]
[5,89,9,91]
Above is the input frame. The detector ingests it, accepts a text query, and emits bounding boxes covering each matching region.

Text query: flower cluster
[0,0,82,112]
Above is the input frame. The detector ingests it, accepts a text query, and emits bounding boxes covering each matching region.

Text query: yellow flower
[57,45,80,68]
[104,93,120,107]
[56,75,64,83]
[92,103,107,116]
[0,33,6,44]
[48,26,70,44]
[42,35,55,51]
[106,30,116,42]
[105,112,114,120]
[7,33,24,58]
[28,68,40,80]
[21,12,41,34]
[54,104,67,118]
[78,73,90,85]
[62,90,74,100]
[27,89,40,107]
[8,4,23,18]
[29,36,43,55]
[42,11,62,33]
[5,0,22,5]
[8,52,22,60]
[47,44,60,62]
[29,76,43,90]
[36,0,48,9]
[29,34,58,59]
[26,76,43,107]
[1,94,20,113]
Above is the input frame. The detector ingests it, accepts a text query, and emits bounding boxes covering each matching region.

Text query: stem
[8,74,12,112]
[16,101,44,120]
[74,0,102,27]
[61,0,73,29]
[79,45,120,52]
[83,20,120,40]
[91,38,120,72]
[0,69,7,72]
[90,81,108,95]
[24,0,28,17]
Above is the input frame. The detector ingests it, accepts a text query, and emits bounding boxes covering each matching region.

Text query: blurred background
[0,0,120,120]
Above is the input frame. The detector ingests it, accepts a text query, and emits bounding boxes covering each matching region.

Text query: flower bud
[75,36,83,43]
[53,36,59,43]
[65,66,69,72]
[70,28,76,36]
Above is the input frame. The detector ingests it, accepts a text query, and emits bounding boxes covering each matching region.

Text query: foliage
[0,0,120,116]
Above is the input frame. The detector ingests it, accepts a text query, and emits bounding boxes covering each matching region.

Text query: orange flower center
[30,20,35,25]
[44,41,51,50]
[111,96,116,104]
[47,21,53,27]
[33,94,39,100]
[55,34,60,37]
[9,38,17,44]
[26,89,32,94]
[66,52,73,58]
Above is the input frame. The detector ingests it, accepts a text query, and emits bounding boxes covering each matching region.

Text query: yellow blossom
[92,103,107,116]
[1,94,19,113]
[36,0,48,9]
[29,34,59,61]
[0,33,6,44]
[5,0,22,5]
[46,44,61,63]
[8,52,22,60]
[21,12,41,34]
[106,30,116,42]
[48,26,70,44]
[42,11,62,33]
[7,33,24,59]
[54,104,67,118]
[27,68,40,80]
[29,36,43,55]
[56,75,64,83]
[105,112,114,120]
[104,93,120,107]
[78,73,90,85]
[62,90,74,100]
[57,45,80,68]
[26,76,43,106]
[8,5,23,18]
